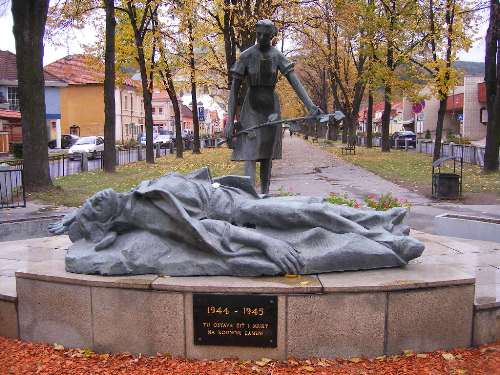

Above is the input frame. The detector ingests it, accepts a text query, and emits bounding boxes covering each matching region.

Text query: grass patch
[325,144,500,195]
[30,148,242,207]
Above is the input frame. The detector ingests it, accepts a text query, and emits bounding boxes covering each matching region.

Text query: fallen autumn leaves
[0,337,499,374]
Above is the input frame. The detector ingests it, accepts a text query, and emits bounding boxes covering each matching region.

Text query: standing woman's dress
[230,45,295,161]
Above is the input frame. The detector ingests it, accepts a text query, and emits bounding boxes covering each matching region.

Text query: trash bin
[432,156,463,200]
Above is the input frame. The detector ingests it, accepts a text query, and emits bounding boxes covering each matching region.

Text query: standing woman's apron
[230,46,294,161]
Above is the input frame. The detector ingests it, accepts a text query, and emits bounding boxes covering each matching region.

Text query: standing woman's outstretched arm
[285,71,321,115]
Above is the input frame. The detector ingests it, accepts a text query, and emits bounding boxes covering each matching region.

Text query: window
[159,107,163,114]
[8,87,19,110]
[124,96,128,109]
[152,107,156,114]
[480,107,488,124]
[70,125,80,136]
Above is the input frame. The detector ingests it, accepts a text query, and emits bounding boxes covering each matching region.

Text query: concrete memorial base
[1,232,499,360]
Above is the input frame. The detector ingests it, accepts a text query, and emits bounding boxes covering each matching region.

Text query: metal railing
[1,137,222,181]
[415,141,496,168]
[0,167,26,208]
[355,136,500,170]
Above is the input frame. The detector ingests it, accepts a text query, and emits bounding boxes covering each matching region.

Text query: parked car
[391,131,416,149]
[140,134,173,147]
[154,134,172,147]
[48,134,79,149]
[68,136,104,159]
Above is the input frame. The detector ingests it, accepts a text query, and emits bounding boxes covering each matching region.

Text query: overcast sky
[0,9,489,66]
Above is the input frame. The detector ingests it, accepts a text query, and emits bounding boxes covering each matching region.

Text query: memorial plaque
[193,294,277,347]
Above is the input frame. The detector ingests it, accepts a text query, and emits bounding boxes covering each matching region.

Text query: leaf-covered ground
[29,148,243,207]
[0,337,498,374]
[324,142,500,202]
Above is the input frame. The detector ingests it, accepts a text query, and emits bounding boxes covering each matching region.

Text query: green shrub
[325,193,360,208]
[364,193,410,211]
[425,130,432,139]
[446,133,471,145]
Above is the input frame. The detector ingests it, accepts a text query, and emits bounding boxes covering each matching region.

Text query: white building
[413,76,487,142]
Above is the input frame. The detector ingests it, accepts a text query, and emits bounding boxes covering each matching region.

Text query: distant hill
[454,61,485,76]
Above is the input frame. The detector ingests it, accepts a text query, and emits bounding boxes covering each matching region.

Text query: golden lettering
[244,330,264,336]
[217,330,242,336]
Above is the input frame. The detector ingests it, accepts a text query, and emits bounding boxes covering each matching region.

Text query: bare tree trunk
[103,0,116,173]
[188,20,200,154]
[12,0,52,191]
[127,1,155,164]
[381,84,392,152]
[332,121,338,140]
[156,16,183,159]
[433,1,454,161]
[172,99,183,158]
[433,98,447,161]
[223,0,237,88]
[484,0,500,171]
[138,48,154,163]
[367,90,373,148]
[341,126,348,143]
[159,70,183,159]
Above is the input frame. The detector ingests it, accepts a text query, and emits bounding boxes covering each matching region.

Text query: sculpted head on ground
[70,189,123,248]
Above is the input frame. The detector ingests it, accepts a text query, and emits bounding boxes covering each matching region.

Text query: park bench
[341,139,356,155]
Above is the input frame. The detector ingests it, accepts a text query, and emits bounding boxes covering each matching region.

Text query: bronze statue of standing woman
[225,19,321,194]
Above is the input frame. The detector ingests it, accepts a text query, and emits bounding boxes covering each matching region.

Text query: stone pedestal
[13,260,477,359]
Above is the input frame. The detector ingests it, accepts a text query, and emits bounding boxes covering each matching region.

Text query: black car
[391,131,416,149]
[48,134,79,149]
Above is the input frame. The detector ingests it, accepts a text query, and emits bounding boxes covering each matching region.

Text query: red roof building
[0,50,65,145]
[0,50,63,84]
[0,109,22,153]
[45,54,137,87]
[43,55,144,142]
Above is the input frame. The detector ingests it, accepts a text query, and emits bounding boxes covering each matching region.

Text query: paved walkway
[270,136,429,204]
[270,136,500,234]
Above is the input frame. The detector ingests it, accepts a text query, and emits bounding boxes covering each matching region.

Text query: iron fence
[415,141,495,168]
[0,167,26,208]
[356,136,382,147]
[1,137,220,183]
[355,136,500,170]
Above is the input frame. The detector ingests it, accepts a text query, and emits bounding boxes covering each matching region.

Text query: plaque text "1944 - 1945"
[193,294,278,348]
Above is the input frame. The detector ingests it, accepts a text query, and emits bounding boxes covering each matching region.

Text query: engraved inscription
[193,294,277,347]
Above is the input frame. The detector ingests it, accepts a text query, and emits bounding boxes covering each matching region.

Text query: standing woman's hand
[225,120,235,148]
[308,105,323,117]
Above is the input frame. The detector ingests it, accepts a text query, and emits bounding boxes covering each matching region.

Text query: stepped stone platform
[0,232,499,359]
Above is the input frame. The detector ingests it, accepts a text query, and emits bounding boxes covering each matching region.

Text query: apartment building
[45,55,145,143]
[358,76,488,142]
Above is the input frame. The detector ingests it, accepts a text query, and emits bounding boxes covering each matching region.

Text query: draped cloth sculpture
[49,168,424,276]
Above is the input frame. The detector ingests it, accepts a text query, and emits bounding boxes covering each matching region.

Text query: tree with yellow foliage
[291,0,371,142]
[413,0,479,160]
